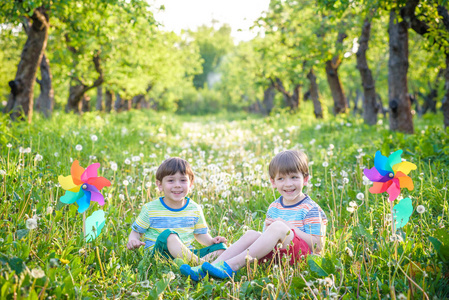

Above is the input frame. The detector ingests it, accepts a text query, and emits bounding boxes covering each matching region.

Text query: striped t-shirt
[131,197,208,250]
[265,195,327,236]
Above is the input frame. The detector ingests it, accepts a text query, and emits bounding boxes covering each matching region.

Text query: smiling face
[156,172,193,208]
[270,172,309,205]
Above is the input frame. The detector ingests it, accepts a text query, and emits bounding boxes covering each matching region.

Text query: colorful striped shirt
[131,197,208,250]
[265,195,327,236]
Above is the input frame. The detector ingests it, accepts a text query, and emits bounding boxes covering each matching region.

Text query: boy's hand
[265,218,275,228]
[127,239,145,250]
[274,218,294,228]
[212,236,227,244]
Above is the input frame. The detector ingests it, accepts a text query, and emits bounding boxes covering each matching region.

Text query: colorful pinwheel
[58,160,111,213]
[363,150,417,201]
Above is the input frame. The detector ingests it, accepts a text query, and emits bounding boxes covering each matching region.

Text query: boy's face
[270,172,309,203]
[156,172,193,206]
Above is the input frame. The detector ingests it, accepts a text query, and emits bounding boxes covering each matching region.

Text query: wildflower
[347,207,355,213]
[49,258,59,268]
[322,162,329,167]
[130,292,139,297]
[397,294,406,300]
[124,158,131,165]
[75,145,83,151]
[340,170,348,177]
[416,205,425,214]
[324,277,334,287]
[145,182,151,188]
[132,156,141,162]
[79,248,86,255]
[119,194,125,201]
[343,178,349,184]
[123,180,129,186]
[140,280,150,288]
[31,268,45,278]
[309,139,316,145]
[345,247,354,257]
[46,206,53,215]
[0,170,5,176]
[349,201,357,207]
[356,193,364,200]
[60,258,70,264]
[329,144,334,150]
[34,154,43,161]
[54,152,59,157]
[26,218,38,230]
[390,234,403,242]
[91,134,98,142]
[7,143,12,148]
[110,162,118,171]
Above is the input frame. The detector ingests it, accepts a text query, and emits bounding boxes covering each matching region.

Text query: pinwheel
[58,160,111,213]
[363,150,417,201]
[85,210,106,242]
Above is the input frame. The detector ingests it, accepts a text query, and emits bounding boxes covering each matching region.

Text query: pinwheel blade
[71,160,85,185]
[387,179,401,201]
[77,190,91,213]
[397,174,414,191]
[388,150,403,169]
[392,161,417,175]
[85,210,106,242]
[58,175,78,191]
[90,191,105,206]
[364,167,392,182]
[60,190,83,204]
[81,163,100,182]
[87,177,111,191]
[393,197,413,229]
[369,181,392,194]
[374,151,392,175]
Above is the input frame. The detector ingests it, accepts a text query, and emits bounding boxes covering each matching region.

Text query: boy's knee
[267,221,290,236]
[246,230,262,239]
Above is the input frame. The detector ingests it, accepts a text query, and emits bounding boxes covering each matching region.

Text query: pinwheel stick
[390,201,398,260]
[83,212,86,237]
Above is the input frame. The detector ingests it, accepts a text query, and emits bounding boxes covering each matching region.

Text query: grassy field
[0,106,448,299]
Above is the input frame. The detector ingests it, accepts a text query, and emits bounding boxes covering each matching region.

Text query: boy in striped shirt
[183,150,327,280]
[127,157,227,280]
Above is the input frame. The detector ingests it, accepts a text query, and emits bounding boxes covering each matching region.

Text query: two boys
[128,150,327,281]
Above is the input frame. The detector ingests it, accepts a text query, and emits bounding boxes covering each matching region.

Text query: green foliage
[0,109,447,298]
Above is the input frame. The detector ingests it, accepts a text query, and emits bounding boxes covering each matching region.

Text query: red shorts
[260,230,310,265]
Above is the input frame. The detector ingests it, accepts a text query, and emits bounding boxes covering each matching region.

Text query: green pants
[150,229,227,259]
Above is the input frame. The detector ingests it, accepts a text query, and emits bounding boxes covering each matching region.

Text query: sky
[151,0,271,42]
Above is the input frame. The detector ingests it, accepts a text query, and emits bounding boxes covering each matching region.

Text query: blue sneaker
[202,261,236,279]
[179,264,206,281]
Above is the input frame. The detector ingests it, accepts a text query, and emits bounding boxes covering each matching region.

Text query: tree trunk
[105,90,113,113]
[114,92,122,111]
[4,7,49,122]
[66,51,104,113]
[262,84,275,115]
[307,68,323,118]
[325,32,347,115]
[356,18,378,125]
[274,78,300,111]
[81,95,91,112]
[35,53,54,118]
[442,54,449,129]
[96,86,103,111]
[388,10,414,134]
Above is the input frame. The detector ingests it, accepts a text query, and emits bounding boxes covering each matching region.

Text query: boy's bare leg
[211,230,262,264]
[225,221,294,271]
[166,234,202,264]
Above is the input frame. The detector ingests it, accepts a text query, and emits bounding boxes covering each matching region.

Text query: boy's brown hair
[156,157,195,182]
[268,150,309,179]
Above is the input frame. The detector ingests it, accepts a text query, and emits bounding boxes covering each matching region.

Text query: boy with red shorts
[180,150,327,280]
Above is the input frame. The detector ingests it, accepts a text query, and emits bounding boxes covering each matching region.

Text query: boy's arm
[127,230,146,250]
[194,233,227,246]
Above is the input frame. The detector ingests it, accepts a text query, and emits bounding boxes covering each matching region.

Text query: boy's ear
[270,178,276,187]
[156,180,163,192]
[303,175,310,186]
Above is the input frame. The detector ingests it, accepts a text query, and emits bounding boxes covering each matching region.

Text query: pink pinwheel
[363,150,416,201]
[58,160,111,213]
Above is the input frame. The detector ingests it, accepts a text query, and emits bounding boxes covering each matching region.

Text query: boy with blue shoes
[181,150,327,280]
[127,157,227,279]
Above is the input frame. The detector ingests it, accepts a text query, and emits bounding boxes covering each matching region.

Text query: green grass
[0,105,448,299]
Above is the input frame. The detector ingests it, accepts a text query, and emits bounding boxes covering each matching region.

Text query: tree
[1,4,49,122]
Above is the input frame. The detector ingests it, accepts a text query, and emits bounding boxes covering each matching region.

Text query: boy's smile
[156,172,193,209]
[271,172,309,205]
